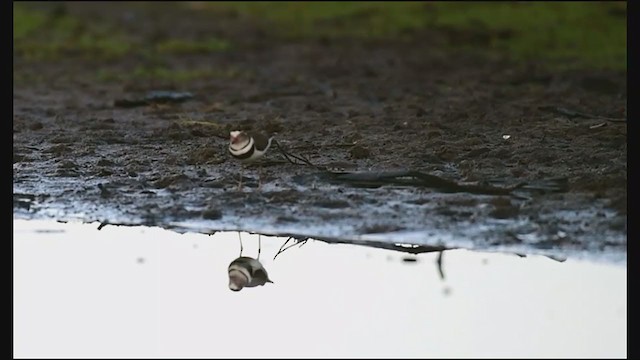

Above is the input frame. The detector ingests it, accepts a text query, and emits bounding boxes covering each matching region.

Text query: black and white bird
[228,256,274,292]
[228,130,273,189]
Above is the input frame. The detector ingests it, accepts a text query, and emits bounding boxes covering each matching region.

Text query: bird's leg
[238,167,243,191]
[257,165,263,191]
[257,234,262,260]
[238,232,243,257]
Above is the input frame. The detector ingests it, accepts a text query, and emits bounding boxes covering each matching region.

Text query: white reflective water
[13,219,626,358]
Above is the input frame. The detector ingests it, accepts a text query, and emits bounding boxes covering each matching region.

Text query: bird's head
[229,130,250,148]
[228,269,249,292]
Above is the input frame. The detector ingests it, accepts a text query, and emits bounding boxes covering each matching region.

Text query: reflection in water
[13,220,626,358]
[437,250,445,279]
[228,233,273,291]
[228,257,273,291]
[273,236,449,280]
[273,236,309,260]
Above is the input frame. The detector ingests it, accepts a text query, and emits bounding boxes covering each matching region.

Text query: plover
[228,256,273,292]
[228,233,272,291]
[228,130,273,190]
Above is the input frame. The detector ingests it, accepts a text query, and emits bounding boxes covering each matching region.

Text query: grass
[194,1,626,70]
[13,5,47,40]
[13,4,131,60]
[13,3,231,61]
[14,2,626,70]
[195,1,429,39]
[429,2,627,70]
[155,38,231,54]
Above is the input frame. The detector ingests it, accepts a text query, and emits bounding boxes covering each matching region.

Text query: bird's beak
[230,135,238,144]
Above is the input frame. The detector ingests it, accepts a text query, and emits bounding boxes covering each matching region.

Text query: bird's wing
[249,132,272,152]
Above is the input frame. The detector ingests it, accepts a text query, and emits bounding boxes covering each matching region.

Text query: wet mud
[13,2,627,262]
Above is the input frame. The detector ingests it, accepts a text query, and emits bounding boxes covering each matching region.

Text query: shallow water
[13,219,626,358]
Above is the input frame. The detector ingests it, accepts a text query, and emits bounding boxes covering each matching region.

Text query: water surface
[13,219,626,358]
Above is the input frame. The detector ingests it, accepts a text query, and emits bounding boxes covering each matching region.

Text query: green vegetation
[13,3,231,61]
[13,5,47,40]
[155,38,230,54]
[429,2,627,70]
[14,2,626,70]
[197,1,626,70]
[199,1,430,39]
[13,4,131,60]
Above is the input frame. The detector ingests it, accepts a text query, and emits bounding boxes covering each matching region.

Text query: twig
[288,143,358,150]
[539,105,626,123]
[277,239,302,257]
[273,237,292,260]
[272,139,323,169]
[273,237,309,260]
[324,170,568,196]
[436,251,445,280]
[272,141,299,165]
[589,122,607,129]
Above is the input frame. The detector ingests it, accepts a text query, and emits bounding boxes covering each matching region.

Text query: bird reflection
[228,257,273,291]
[228,233,273,292]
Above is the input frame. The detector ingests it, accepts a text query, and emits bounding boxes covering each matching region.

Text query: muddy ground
[13,2,627,262]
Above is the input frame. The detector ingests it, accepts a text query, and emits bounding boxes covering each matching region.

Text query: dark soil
[13,2,627,262]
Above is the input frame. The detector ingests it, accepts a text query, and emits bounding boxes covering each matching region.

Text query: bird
[228,130,273,190]
[228,256,274,292]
